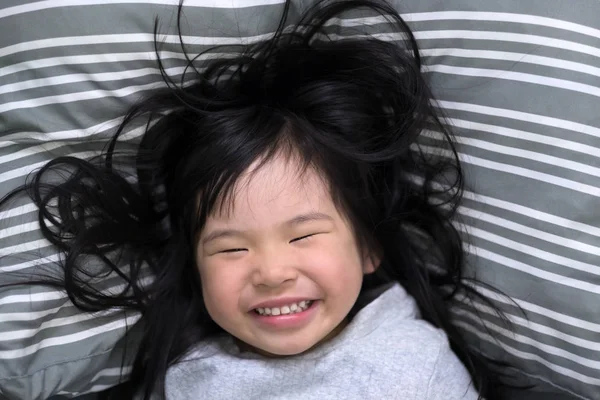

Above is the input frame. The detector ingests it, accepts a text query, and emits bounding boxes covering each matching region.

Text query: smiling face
[195,153,378,356]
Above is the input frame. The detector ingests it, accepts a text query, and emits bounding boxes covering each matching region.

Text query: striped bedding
[0,1,599,399]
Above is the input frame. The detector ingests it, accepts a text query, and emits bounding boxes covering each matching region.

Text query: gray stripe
[463,250,600,323]
[0,2,288,47]
[440,106,599,148]
[0,315,139,384]
[0,0,42,9]
[459,163,599,221]
[459,197,600,249]
[453,314,598,398]
[448,125,600,168]
[454,304,600,369]
[461,294,600,345]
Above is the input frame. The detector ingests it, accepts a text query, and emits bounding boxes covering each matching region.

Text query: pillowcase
[1,0,598,399]
[408,1,600,398]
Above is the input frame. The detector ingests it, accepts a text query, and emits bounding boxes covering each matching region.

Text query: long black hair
[1,0,513,398]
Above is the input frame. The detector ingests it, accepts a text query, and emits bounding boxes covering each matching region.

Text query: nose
[251,248,298,287]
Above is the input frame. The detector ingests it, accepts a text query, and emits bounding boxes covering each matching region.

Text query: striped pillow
[0,1,598,399]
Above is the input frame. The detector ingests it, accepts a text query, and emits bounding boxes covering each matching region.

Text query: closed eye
[220,248,247,254]
[290,234,317,243]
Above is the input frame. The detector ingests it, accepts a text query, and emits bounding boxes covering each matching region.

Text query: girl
[1,0,513,399]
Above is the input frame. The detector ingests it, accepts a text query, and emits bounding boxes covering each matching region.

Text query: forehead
[211,154,333,223]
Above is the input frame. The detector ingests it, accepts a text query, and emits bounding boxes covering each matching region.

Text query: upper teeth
[256,300,312,316]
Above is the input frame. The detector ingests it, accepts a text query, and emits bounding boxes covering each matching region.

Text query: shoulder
[346,284,477,399]
[350,283,446,348]
[379,321,477,399]
[363,306,451,374]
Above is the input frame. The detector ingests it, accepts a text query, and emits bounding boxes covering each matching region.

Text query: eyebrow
[202,212,334,245]
[286,212,333,226]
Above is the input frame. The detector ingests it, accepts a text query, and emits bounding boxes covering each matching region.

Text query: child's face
[195,154,378,356]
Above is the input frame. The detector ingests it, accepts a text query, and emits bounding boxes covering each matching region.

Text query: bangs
[191,119,327,235]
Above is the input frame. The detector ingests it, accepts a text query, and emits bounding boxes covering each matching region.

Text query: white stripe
[0,81,161,114]
[458,206,600,257]
[412,173,600,277]
[418,145,600,198]
[461,190,600,238]
[0,0,285,19]
[0,51,166,78]
[455,309,600,366]
[0,204,37,221]
[338,30,600,63]
[404,12,600,40]
[4,29,599,63]
[319,12,600,44]
[427,180,600,239]
[497,370,589,400]
[413,30,600,59]
[56,370,132,396]
[456,312,600,376]
[0,142,64,163]
[457,303,600,352]
[0,290,68,307]
[467,282,600,333]
[421,48,600,79]
[464,243,600,294]
[0,51,235,78]
[0,151,98,184]
[56,367,133,396]
[455,321,600,386]
[426,64,600,99]
[438,100,600,139]
[0,239,52,259]
[449,135,600,177]
[3,6,599,40]
[0,269,151,303]
[0,32,272,59]
[0,66,186,96]
[58,382,127,397]
[89,366,133,381]
[447,118,600,158]
[0,221,40,240]
[0,254,60,273]
[0,309,128,342]
[458,153,600,197]
[0,304,69,323]
[0,314,140,359]
[340,12,600,40]
[0,117,123,144]
[423,129,600,175]
[459,151,600,197]
[0,124,145,166]
[464,225,600,276]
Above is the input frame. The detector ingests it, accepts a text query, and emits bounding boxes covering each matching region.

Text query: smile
[255,300,314,316]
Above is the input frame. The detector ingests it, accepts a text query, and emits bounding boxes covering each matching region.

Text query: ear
[362,248,382,274]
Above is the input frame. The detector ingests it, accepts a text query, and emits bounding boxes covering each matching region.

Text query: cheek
[197,261,244,318]
[307,242,364,290]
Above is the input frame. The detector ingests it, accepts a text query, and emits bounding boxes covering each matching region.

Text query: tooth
[281,306,291,314]
[299,301,306,308]
[265,308,272,315]
[290,304,298,312]
[257,308,264,314]
[271,308,281,316]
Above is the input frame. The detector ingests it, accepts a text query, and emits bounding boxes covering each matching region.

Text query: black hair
[1,1,515,399]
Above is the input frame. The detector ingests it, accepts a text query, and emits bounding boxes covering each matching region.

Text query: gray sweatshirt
[165,283,478,400]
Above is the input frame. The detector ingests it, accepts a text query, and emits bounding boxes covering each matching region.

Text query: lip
[249,297,316,311]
